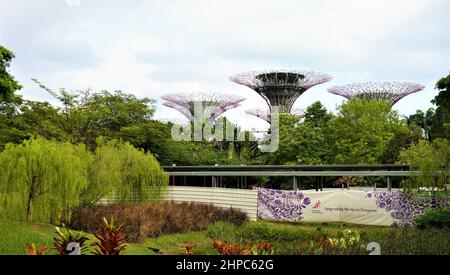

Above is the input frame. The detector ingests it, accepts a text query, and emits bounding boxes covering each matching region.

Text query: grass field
[1,218,449,255]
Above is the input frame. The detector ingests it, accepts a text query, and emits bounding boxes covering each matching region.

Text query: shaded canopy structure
[245,107,305,123]
[328,82,425,106]
[161,92,245,123]
[229,70,332,113]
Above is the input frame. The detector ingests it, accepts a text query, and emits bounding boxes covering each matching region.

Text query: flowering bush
[334,177,360,188]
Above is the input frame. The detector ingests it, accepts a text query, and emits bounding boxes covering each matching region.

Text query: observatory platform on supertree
[245,107,305,123]
[328,82,425,106]
[161,92,245,123]
[229,70,332,113]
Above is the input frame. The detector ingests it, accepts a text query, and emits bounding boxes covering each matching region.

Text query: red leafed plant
[26,243,47,255]
[180,242,195,255]
[92,217,127,255]
[212,240,260,255]
[334,176,360,188]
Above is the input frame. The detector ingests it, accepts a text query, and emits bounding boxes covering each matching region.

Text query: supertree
[327,82,425,106]
[229,70,332,113]
[161,92,245,123]
[245,107,305,123]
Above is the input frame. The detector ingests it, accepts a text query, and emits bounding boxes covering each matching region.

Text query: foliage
[431,72,450,140]
[25,243,47,255]
[82,138,168,205]
[92,217,128,255]
[398,138,450,191]
[326,99,410,164]
[0,45,22,102]
[207,221,315,243]
[0,137,90,223]
[263,109,331,165]
[53,225,89,255]
[380,123,422,164]
[407,109,434,141]
[414,207,450,229]
[68,202,249,242]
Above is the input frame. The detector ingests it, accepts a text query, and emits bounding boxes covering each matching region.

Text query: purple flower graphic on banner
[366,191,450,227]
[256,188,311,222]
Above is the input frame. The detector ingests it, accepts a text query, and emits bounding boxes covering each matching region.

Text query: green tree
[0,45,22,102]
[0,137,91,223]
[32,79,156,149]
[380,123,423,164]
[407,108,434,141]
[82,139,168,204]
[83,139,168,204]
[303,101,333,129]
[430,72,450,140]
[326,100,407,164]
[398,138,449,191]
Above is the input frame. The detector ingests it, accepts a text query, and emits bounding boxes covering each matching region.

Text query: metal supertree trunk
[230,70,332,113]
[246,107,305,123]
[328,82,425,106]
[161,92,245,122]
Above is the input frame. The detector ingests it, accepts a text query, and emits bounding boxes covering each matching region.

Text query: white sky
[1,0,449,130]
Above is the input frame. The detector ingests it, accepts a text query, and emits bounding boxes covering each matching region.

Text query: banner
[256,188,450,226]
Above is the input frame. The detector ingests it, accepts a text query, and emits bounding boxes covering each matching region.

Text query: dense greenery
[0,137,168,223]
[0,137,90,223]
[0,46,22,102]
[398,138,449,190]
[431,72,450,140]
[414,207,450,229]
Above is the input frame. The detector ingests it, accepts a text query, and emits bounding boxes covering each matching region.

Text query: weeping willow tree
[398,138,450,192]
[0,137,91,223]
[81,138,168,205]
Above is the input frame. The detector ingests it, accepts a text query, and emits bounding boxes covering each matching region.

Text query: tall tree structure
[161,92,245,123]
[245,107,305,123]
[328,82,425,106]
[229,70,332,118]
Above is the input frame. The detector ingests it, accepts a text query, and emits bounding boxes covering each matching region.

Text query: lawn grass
[0,218,214,255]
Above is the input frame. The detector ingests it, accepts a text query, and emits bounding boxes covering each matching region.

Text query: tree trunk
[26,192,33,222]
[27,176,38,222]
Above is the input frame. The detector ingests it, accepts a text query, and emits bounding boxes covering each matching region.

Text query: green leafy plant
[92,217,127,255]
[251,242,274,255]
[53,225,89,255]
[414,207,450,229]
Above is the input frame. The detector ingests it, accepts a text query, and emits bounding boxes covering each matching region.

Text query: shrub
[92,217,127,255]
[414,207,450,229]
[238,222,315,242]
[206,221,239,242]
[67,202,249,242]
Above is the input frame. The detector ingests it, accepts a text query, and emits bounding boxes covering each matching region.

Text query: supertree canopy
[245,107,305,123]
[161,92,245,123]
[229,70,332,113]
[328,82,425,106]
